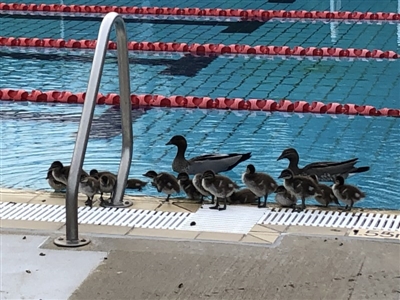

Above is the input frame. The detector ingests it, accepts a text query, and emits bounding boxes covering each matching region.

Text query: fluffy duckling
[332,175,365,211]
[310,175,340,207]
[242,164,278,208]
[201,170,239,211]
[48,161,88,186]
[177,172,203,201]
[274,185,297,208]
[91,169,147,191]
[278,169,321,211]
[99,173,116,202]
[277,148,369,182]
[192,173,215,204]
[46,170,66,192]
[166,135,251,175]
[230,188,258,204]
[79,174,100,208]
[143,170,180,202]
[126,179,147,191]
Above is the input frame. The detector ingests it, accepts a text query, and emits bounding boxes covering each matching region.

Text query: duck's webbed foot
[218,204,227,211]
[209,205,219,210]
[85,197,93,208]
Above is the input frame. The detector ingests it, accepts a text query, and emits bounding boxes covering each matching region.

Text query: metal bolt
[58,237,64,241]
[81,239,86,242]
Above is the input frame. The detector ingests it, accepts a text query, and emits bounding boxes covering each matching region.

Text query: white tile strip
[1,202,399,234]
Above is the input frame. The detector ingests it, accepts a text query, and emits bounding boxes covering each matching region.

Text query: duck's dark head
[245,164,256,174]
[202,170,216,181]
[177,172,190,181]
[275,185,286,193]
[166,135,187,147]
[49,160,63,171]
[277,148,299,161]
[89,169,100,178]
[143,170,158,179]
[100,175,109,186]
[334,175,345,186]
[278,169,294,179]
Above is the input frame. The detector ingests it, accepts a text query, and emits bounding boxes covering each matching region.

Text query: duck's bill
[277,154,285,161]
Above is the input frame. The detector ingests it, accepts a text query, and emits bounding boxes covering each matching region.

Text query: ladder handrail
[62,12,133,245]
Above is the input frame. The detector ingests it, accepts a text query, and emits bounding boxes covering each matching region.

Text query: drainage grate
[258,208,400,231]
[177,204,266,234]
[0,202,190,229]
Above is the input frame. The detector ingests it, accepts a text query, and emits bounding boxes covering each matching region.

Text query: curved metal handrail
[54,12,133,247]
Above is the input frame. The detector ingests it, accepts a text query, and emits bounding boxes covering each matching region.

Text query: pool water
[0,0,399,210]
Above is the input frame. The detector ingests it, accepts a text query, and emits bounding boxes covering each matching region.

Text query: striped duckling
[98,173,116,203]
[177,172,203,201]
[48,161,88,186]
[90,169,147,191]
[79,174,100,208]
[310,174,340,207]
[230,188,258,205]
[241,164,278,208]
[192,173,215,204]
[332,175,365,211]
[278,168,322,211]
[46,170,66,192]
[274,185,297,208]
[143,170,180,202]
[201,170,239,211]
[166,135,251,175]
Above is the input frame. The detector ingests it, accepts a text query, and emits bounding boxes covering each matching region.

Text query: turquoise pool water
[0,0,399,210]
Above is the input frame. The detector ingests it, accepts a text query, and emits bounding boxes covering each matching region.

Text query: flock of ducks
[47,135,369,211]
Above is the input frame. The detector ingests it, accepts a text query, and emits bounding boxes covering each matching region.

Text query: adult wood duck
[166,135,251,175]
[241,164,278,208]
[332,175,365,211]
[201,170,239,211]
[278,169,322,211]
[143,170,180,202]
[277,148,370,182]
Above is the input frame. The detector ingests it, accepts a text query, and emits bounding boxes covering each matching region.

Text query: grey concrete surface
[60,234,400,300]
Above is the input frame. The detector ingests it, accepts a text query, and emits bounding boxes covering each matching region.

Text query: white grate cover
[0,202,190,230]
[258,208,400,232]
[177,204,266,234]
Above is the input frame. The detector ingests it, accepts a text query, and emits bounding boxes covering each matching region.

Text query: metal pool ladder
[54,12,133,247]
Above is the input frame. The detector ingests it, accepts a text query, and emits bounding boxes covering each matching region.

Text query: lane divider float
[0,2,399,21]
[0,89,398,117]
[0,37,398,59]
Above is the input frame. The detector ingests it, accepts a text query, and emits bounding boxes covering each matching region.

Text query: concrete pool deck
[1,188,400,299]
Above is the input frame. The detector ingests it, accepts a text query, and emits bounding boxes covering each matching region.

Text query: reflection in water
[0,105,151,139]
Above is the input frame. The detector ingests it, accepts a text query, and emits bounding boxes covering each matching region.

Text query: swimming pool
[0,0,399,210]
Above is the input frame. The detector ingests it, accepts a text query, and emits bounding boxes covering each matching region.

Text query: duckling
[166,135,251,175]
[332,175,365,211]
[143,170,180,202]
[230,188,258,204]
[310,174,340,207]
[192,173,215,204]
[277,148,370,182]
[201,170,239,211]
[90,169,147,191]
[79,174,100,208]
[126,179,147,191]
[99,173,116,203]
[274,185,297,208]
[278,169,321,211]
[177,172,203,201]
[48,161,88,185]
[242,164,278,208]
[46,170,66,192]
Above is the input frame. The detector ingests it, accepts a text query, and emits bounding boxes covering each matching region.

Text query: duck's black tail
[350,166,370,174]
[226,152,252,171]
